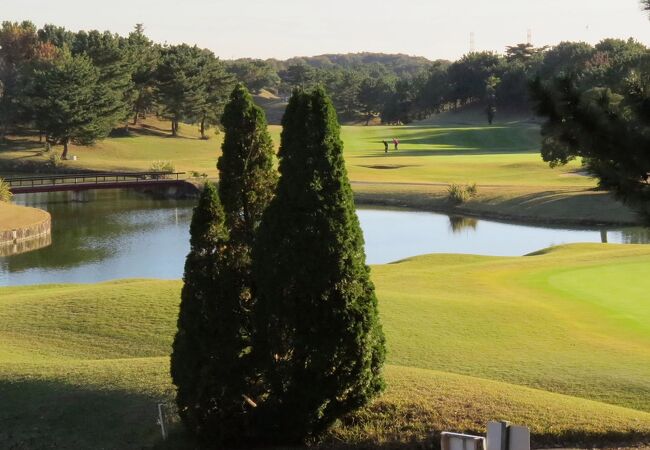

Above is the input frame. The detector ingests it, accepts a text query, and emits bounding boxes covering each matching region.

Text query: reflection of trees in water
[4,189,194,272]
[619,227,650,244]
[449,215,479,234]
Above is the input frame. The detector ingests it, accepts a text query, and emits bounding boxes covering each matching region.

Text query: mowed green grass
[1,244,649,449]
[4,117,630,224]
[0,117,592,188]
[320,124,592,187]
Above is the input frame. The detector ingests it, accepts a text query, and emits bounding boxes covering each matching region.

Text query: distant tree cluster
[171,85,385,447]
[0,22,235,158]
[4,20,647,145]
[530,3,650,220]
[230,40,646,126]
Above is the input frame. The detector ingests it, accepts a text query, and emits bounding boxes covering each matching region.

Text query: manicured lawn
[1,244,649,449]
[3,117,631,225]
[0,118,591,188]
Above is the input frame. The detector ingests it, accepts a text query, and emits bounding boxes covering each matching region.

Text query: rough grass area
[1,244,649,449]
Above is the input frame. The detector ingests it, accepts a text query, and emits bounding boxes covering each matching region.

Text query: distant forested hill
[269,52,436,76]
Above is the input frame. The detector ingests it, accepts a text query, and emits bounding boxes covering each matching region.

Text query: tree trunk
[62,140,69,160]
[200,117,206,139]
[132,110,139,126]
[171,120,178,136]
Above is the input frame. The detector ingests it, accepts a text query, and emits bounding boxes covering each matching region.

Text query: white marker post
[157,403,167,440]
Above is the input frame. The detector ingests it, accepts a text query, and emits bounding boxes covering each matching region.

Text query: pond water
[1,189,649,286]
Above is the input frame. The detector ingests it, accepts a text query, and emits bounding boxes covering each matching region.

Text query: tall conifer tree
[170,182,229,437]
[219,83,277,247]
[253,87,386,442]
[172,85,277,447]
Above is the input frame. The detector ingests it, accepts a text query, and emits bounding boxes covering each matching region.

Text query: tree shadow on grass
[4,379,647,450]
[109,124,200,141]
[357,147,538,158]
[0,378,167,450]
[493,189,616,217]
[0,137,43,154]
[359,126,538,157]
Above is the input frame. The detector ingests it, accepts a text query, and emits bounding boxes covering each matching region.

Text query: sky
[3,0,650,61]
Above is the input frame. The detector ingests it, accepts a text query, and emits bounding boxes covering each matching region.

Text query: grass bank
[1,244,649,449]
[0,202,50,238]
[0,117,637,226]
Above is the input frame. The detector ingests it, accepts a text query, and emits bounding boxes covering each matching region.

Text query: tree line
[0,22,235,159]
[171,84,385,447]
[3,20,648,152]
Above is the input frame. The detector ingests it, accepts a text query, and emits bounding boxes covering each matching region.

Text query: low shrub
[48,152,62,169]
[150,160,175,173]
[447,183,478,205]
[150,160,176,178]
[0,178,12,202]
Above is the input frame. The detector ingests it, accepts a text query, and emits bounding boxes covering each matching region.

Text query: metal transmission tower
[470,32,476,53]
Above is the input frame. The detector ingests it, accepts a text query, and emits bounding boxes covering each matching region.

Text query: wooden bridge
[6,172,189,194]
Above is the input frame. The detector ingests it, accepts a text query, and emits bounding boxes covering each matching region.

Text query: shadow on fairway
[0,378,168,450]
[487,189,641,226]
[360,125,538,157]
[108,123,201,140]
[2,378,648,450]
[0,137,44,154]
[358,147,538,157]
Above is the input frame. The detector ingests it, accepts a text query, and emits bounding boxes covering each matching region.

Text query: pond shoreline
[352,183,642,228]
[355,195,633,229]
[4,171,642,229]
[182,178,643,228]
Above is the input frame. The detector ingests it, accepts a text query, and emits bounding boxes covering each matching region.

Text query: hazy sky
[3,0,650,60]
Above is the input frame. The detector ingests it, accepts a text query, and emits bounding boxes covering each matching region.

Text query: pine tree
[73,30,134,133]
[253,87,386,442]
[31,51,113,159]
[127,24,160,125]
[196,58,234,140]
[156,45,202,136]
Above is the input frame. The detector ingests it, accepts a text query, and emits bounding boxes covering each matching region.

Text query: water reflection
[620,227,650,244]
[0,233,52,257]
[1,190,649,286]
[1,190,193,285]
[449,216,478,234]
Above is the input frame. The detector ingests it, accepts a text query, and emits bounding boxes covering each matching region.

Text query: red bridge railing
[6,172,187,192]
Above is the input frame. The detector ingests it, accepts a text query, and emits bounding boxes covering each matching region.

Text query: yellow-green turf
[0,202,49,232]
[2,117,635,225]
[1,244,649,449]
[0,119,589,187]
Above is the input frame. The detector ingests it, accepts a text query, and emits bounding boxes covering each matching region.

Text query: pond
[1,189,649,286]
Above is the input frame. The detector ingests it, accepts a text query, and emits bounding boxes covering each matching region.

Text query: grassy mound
[1,244,650,449]
[0,202,50,232]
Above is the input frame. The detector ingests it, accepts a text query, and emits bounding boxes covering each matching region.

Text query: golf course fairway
[1,243,649,449]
